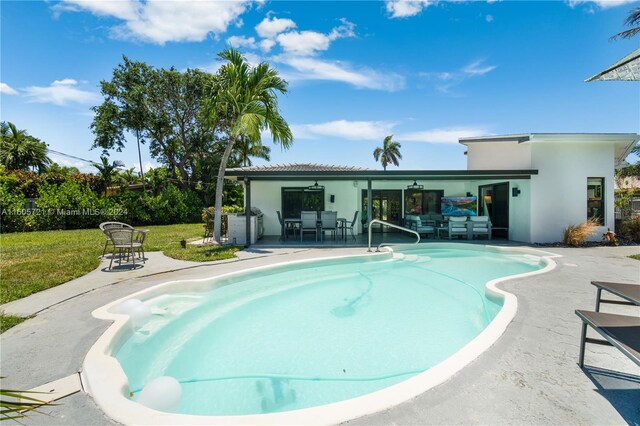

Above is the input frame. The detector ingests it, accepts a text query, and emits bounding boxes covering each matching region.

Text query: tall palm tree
[93,156,124,194]
[203,49,293,243]
[234,137,271,167]
[373,135,402,171]
[0,122,51,172]
[611,7,640,40]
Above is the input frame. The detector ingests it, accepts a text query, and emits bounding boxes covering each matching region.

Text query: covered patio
[225,163,538,247]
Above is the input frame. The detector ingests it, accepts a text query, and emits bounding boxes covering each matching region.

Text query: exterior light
[308,180,325,191]
[407,180,424,190]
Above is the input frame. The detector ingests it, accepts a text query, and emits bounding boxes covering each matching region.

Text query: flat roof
[225,165,538,181]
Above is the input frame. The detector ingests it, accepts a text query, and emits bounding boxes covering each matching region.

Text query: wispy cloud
[567,0,637,9]
[54,0,252,44]
[420,59,496,94]
[0,82,18,95]
[274,55,405,92]
[290,120,488,144]
[395,127,490,144]
[23,79,99,106]
[226,35,257,49]
[292,120,396,141]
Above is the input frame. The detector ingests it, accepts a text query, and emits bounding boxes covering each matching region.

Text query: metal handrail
[367,219,420,252]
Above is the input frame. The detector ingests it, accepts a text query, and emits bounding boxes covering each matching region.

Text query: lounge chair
[576,280,640,368]
[405,215,435,238]
[447,216,468,240]
[469,216,492,240]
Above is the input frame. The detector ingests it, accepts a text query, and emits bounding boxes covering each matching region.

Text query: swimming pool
[83,244,556,425]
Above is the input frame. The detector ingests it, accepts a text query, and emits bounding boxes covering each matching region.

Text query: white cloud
[274,55,405,91]
[567,0,637,9]
[258,39,276,52]
[227,35,256,49]
[275,19,355,56]
[255,16,296,39]
[386,0,434,18]
[0,82,18,95]
[293,120,396,141]
[128,161,159,173]
[463,60,497,76]
[23,79,99,106]
[485,14,494,23]
[395,127,490,144]
[56,0,252,44]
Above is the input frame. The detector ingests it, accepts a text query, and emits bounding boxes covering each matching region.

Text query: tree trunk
[214,138,237,243]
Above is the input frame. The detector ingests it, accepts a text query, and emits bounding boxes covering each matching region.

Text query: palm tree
[234,137,271,167]
[0,122,51,172]
[203,49,293,243]
[611,7,640,40]
[373,135,402,171]
[93,156,124,194]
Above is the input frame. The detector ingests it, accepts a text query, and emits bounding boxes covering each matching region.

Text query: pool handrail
[368,219,420,252]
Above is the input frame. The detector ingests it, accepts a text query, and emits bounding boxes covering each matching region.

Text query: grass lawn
[0,223,239,306]
[629,254,640,261]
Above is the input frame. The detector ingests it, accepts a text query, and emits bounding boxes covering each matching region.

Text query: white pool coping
[81,243,560,425]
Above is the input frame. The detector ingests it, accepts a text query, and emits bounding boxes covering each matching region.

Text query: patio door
[478,182,509,238]
[362,189,402,232]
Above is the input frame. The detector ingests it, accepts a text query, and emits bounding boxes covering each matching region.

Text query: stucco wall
[466,142,532,170]
[529,142,615,243]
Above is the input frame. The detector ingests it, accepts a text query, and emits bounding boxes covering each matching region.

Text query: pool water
[115,247,543,416]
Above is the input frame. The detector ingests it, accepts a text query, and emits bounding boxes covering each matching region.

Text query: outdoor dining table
[283,216,348,241]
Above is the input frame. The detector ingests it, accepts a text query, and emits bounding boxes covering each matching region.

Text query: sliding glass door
[282,187,325,219]
[362,190,402,232]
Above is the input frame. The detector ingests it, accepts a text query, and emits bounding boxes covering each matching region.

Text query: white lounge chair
[469,216,492,240]
[447,216,468,240]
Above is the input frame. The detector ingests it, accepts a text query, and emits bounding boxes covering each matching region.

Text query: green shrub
[620,215,640,242]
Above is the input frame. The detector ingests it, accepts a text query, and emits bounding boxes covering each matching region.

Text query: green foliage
[0,315,27,334]
[0,381,51,420]
[619,215,640,242]
[91,57,219,188]
[0,122,51,173]
[373,135,402,171]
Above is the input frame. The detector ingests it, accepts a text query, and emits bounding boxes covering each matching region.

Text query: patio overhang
[585,48,640,82]
[225,166,538,181]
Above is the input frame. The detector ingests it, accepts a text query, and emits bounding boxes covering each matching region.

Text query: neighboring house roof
[585,48,640,82]
[459,133,640,166]
[225,163,538,181]
[227,163,372,173]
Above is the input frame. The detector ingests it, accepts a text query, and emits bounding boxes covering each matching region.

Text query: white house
[225,133,639,244]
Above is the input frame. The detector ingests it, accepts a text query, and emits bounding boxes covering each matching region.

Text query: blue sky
[1,0,639,173]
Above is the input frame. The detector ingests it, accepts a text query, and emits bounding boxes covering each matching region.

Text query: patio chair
[447,216,468,240]
[105,228,145,270]
[300,211,319,242]
[469,216,492,240]
[99,222,133,257]
[405,215,435,238]
[277,210,298,240]
[320,211,338,241]
[340,211,359,241]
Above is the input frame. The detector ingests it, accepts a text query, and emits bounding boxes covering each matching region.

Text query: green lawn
[0,223,239,306]
[629,254,640,261]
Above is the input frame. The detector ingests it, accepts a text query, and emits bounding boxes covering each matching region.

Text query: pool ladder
[367,219,420,252]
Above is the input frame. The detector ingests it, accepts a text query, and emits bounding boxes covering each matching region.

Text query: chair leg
[103,240,109,257]
[131,247,135,268]
[595,288,602,312]
[109,247,115,270]
[578,322,588,368]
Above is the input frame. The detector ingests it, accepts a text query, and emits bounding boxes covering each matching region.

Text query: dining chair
[320,211,338,241]
[340,211,359,241]
[301,211,318,242]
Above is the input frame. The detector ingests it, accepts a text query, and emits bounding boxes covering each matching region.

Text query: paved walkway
[1,245,639,425]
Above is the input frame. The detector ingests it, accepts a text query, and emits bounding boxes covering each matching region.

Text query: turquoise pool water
[115,247,543,416]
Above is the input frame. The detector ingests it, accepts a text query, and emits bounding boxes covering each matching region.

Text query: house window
[587,178,604,225]
[404,190,444,215]
[282,187,325,219]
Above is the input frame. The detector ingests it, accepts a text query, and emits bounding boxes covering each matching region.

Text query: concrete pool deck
[1,244,639,425]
